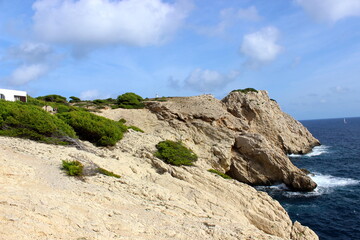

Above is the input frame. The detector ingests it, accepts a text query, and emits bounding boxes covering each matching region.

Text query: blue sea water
[258,117,360,240]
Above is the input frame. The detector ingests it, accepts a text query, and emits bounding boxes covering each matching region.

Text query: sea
[257,117,360,240]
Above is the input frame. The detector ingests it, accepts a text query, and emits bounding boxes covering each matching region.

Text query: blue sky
[1,0,360,120]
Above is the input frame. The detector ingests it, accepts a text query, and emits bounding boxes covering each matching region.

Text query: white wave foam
[288,145,330,158]
[310,173,360,188]
[257,173,359,198]
[306,145,329,157]
[284,173,359,198]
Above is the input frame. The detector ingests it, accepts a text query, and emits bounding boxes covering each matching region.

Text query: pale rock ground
[0,135,317,240]
[1,91,319,239]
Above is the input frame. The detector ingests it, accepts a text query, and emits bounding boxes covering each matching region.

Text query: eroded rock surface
[0,135,318,240]
[141,91,319,191]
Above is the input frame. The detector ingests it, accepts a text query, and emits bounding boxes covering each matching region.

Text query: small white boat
[344,118,347,124]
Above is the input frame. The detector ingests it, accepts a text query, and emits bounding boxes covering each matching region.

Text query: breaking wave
[257,173,359,198]
[289,145,330,158]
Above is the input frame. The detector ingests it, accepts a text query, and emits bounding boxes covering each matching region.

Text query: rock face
[0,135,318,240]
[143,91,319,191]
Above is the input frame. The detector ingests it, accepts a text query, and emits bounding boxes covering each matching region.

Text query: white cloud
[184,68,240,92]
[296,0,360,22]
[3,42,57,86]
[32,0,191,47]
[196,6,261,36]
[240,26,282,63]
[7,42,53,63]
[9,64,48,85]
[237,6,261,21]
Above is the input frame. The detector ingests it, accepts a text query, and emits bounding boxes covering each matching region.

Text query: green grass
[0,100,76,144]
[208,169,232,179]
[97,167,121,178]
[231,88,258,94]
[62,160,84,176]
[154,140,198,166]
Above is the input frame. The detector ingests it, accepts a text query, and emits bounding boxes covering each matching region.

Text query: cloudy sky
[1,0,360,120]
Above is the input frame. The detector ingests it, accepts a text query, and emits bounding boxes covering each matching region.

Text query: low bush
[118,118,127,124]
[208,169,232,179]
[154,140,198,166]
[0,101,76,144]
[37,94,68,104]
[69,96,81,103]
[58,111,127,146]
[97,167,121,178]
[62,160,83,176]
[117,92,144,109]
[231,88,258,94]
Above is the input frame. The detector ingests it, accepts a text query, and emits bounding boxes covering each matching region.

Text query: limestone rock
[222,91,320,154]
[144,92,318,191]
[0,135,318,239]
[291,221,319,240]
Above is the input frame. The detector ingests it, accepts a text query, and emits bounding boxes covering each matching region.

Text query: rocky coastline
[0,90,320,239]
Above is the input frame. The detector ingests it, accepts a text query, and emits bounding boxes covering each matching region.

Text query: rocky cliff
[141,90,319,191]
[0,90,320,239]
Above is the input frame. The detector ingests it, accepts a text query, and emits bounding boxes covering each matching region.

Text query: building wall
[0,89,27,102]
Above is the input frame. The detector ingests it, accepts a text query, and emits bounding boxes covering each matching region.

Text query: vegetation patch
[153,97,167,102]
[58,111,127,146]
[208,169,232,179]
[69,96,81,103]
[127,125,144,133]
[37,94,68,104]
[62,160,84,176]
[0,100,76,144]
[154,140,198,166]
[117,92,144,109]
[232,88,258,94]
[97,167,121,178]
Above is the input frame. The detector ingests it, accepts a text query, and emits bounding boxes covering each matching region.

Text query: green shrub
[37,94,68,104]
[69,96,81,103]
[231,88,258,94]
[154,140,198,166]
[97,167,121,178]
[92,99,106,104]
[27,96,46,106]
[117,92,144,109]
[128,125,144,133]
[208,169,232,179]
[58,111,127,146]
[118,118,127,124]
[62,160,83,176]
[0,101,76,144]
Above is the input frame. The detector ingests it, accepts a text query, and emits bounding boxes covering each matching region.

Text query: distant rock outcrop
[144,91,319,191]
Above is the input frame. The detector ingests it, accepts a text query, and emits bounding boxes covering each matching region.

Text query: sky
[1,0,360,120]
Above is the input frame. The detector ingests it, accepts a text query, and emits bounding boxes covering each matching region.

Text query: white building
[0,88,27,102]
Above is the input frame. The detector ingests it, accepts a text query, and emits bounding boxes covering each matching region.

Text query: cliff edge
[142,90,319,191]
